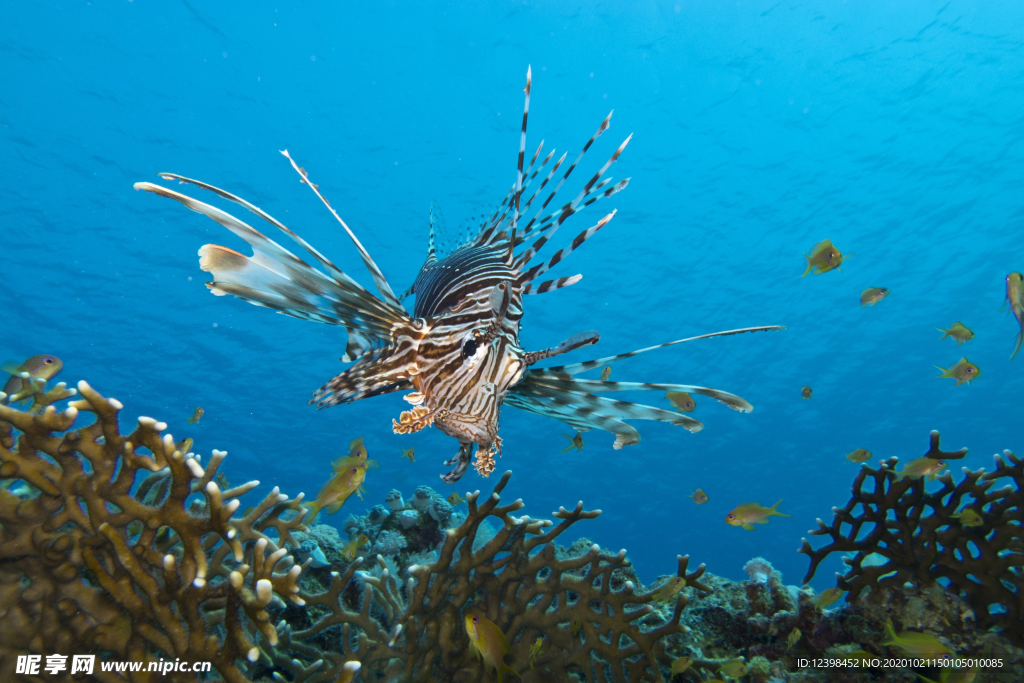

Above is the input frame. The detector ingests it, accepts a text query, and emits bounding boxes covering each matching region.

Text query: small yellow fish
[341,534,369,562]
[719,659,748,678]
[691,488,708,505]
[882,619,953,658]
[670,656,693,675]
[802,238,851,277]
[448,492,466,507]
[1,354,63,402]
[1006,272,1024,359]
[860,287,889,306]
[560,431,584,453]
[950,508,983,527]
[600,366,612,381]
[935,357,980,385]
[665,391,696,412]
[347,436,368,460]
[175,437,194,456]
[814,586,845,610]
[725,500,790,530]
[306,464,370,522]
[332,436,379,473]
[186,407,204,424]
[464,608,521,683]
[891,457,946,482]
[937,322,973,346]
[527,636,543,670]
[801,386,812,399]
[401,447,416,463]
[650,576,686,603]
[845,448,872,464]
[786,627,802,650]
[569,617,582,636]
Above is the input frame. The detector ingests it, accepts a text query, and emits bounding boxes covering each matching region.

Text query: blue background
[3,0,1022,590]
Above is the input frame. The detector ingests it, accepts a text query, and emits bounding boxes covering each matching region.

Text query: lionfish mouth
[434,410,496,446]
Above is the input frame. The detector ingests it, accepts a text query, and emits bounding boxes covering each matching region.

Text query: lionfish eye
[462,338,478,360]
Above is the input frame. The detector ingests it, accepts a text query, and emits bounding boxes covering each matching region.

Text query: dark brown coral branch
[0,381,306,682]
[800,430,1024,647]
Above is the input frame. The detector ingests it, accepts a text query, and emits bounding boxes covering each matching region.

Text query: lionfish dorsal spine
[281,149,403,310]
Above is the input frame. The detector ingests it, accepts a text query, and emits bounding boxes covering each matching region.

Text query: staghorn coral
[266,470,711,683]
[0,381,307,682]
[800,430,1024,648]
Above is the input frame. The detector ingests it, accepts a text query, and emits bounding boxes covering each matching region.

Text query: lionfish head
[394,282,525,447]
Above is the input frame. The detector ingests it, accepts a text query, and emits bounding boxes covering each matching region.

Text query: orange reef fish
[937,322,973,346]
[670,656,693,675]
[951,508,983,527]
[448,492,466,507]
[341,534,369,562]
[935,357,979,385]
[306,464,370,522]
[1005,272,1024,359]
[691,488,709,504]
[401,447,416,463]
[186,407,204,424]
[802,239,851,276]
[726,500,790,530]
[860,287,889,306]
[665,391,696,412]
[845,448,872,464]
[332,437,378,473]
[527,636,543,670]
[137,68,782,484]
[814,587,845,610]
[882,620,953,658]
[600,366,612,381]
[464,607,520,683]
[891,457,946,482]
[650,576,686,603]
[719,659,748,678]
[175,437,194,456]
[801,386,812,399]
[787,628,802,650]
[1,355,62,403]
[560,431,585,453]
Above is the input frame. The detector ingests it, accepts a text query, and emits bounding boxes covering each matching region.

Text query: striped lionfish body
[135,68,782,483]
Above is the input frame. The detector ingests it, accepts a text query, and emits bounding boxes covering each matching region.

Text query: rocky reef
[1,381,1022,682]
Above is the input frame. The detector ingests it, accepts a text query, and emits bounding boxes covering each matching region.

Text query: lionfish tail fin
[134,179,411,359]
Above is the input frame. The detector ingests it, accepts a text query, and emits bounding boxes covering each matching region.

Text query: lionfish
[135,68,782,483]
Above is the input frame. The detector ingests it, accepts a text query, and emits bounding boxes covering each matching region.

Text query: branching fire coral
[269,470,709,683]
[800,430,1024,647]
[0,381,307,682]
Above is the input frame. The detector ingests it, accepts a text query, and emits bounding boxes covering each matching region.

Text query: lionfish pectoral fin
[134,179,412,347]
[523,330,600,366]
[505,390,645,449]
[531,326,785,378]
[312,346,413,408]
[342,330,373,363]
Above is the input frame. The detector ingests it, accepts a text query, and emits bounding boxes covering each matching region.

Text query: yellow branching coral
[0,381,306,682]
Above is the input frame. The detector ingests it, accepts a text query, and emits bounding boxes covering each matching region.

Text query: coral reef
[264,472,709,682]
[4,385,1020,683]
[800,430,1024,648]
[0,381,308,682]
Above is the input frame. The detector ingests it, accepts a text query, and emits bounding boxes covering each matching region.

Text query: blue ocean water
[3,0,1022,593]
